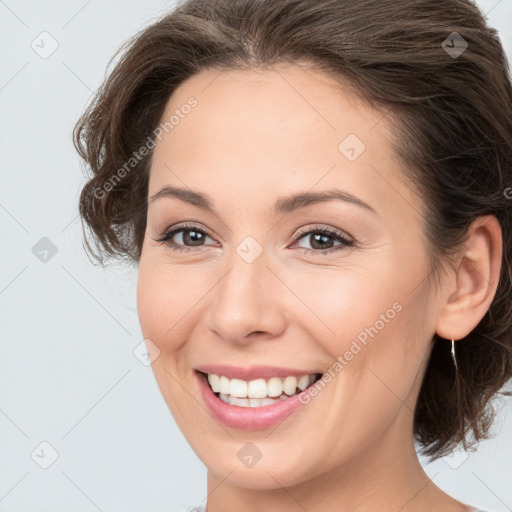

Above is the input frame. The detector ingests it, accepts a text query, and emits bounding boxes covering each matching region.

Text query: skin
[136,63,502,512]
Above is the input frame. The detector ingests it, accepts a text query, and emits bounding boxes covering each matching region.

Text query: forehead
[153,63,383,158]
[148,63,415,219]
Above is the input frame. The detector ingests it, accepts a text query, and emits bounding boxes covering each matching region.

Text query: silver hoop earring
[451,339,458,372]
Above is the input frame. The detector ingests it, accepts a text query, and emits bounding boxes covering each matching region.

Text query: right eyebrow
[148,185,378,216]
[149,186,214,210]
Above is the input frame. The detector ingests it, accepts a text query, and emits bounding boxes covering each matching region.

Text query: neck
[204,406,467,512]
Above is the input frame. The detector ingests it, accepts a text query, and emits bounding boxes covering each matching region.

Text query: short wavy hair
[73,0,512,460]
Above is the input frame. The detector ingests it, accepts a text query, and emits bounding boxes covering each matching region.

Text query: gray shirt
[179,504,496,511]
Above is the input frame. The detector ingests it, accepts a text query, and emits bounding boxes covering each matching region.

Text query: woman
[73,0,512,510]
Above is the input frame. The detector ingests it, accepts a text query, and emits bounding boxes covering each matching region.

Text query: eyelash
[153,222,356,256]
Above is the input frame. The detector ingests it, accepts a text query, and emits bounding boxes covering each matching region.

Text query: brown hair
[73,0,512,460]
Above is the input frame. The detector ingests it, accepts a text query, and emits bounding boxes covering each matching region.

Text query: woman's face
[137,64,440,489]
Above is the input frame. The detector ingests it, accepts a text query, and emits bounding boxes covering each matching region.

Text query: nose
[205,249,287,346]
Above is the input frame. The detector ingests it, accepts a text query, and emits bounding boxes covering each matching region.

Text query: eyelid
[290,224,356,254]
[153,221,215,247]
[153,222,356,255]
[292,223,354,242]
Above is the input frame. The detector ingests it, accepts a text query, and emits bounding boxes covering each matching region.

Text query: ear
[435,215,503,341]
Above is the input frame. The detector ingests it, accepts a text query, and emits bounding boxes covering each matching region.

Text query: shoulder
[175,504,500,512]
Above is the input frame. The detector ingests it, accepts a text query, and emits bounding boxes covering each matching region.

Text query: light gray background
[1,1,511,511]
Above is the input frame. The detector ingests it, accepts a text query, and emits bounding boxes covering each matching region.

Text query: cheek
[301,250,431,357]
[136,257,196,352]
[290,271,432,472]
[286,264,405,354]
[136,259,195,421]
[294,261,432,408]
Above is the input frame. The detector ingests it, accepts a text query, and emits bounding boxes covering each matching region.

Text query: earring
[451,339,458,372]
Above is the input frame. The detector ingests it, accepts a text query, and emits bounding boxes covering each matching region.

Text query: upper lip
[195,364,322,381]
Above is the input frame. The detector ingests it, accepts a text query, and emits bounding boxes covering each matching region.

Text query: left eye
[293,228,355,253]
[154,225,355,255]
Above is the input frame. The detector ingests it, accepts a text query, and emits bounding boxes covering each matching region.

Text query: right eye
[153,223,217,253]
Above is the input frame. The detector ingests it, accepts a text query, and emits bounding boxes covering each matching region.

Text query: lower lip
[195,371,312,430]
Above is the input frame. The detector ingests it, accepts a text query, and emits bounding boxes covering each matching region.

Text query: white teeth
[228,395,250,407]
[219,375,230,395]
[297,375,310,391]
[230,378,248,398]
[219,394,281,407]
[256,397,278,406]
[283,376,298,395]
[208,374,220,393]
[205,372,318,405]
[267,377,282,397]
[247,378,267,399]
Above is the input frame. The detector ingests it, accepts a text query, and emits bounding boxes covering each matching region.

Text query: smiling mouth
[198,371,323,408]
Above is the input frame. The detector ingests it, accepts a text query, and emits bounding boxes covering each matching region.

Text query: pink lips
[195,366,319,430]
[195,364,317,380]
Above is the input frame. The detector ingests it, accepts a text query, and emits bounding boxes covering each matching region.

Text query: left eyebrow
[148,186,377,215]
[274,189,377,216]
